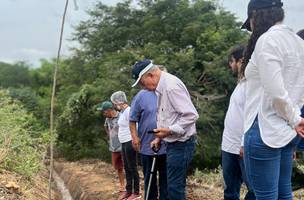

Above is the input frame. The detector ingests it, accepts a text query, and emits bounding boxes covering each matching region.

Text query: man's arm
[104,125,109,135]
[102,124,109,144]
[167,87,199,135]
[129,121,140,152]
[103,119,110,137]
[129,93,142,151]
[154,86,199,138]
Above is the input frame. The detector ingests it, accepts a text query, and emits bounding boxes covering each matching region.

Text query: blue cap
[131,59,154,87]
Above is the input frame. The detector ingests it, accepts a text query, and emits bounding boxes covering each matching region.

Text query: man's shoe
[118,191,132,200]
[127,193,141,200]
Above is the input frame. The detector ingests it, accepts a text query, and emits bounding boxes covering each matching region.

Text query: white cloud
[0,0,303,67]
[19,48,49,56]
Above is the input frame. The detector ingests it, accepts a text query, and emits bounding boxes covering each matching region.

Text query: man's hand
[295,118,304,138]
[150,137,161,149]
[293,152,297,160]
[239,147,244,158]
[132,136,141,152]
[154,127,171,139]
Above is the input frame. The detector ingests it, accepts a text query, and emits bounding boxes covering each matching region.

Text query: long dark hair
[241,7,284,76]
[297,29,304,40]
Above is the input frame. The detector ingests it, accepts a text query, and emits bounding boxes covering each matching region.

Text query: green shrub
[0,90,48,178]
[56,84,111,162]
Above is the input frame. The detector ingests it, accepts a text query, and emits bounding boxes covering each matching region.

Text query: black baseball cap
[241,0,283,31]
[131,59,154,87]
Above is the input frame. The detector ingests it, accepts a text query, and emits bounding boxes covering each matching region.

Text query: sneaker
[127,193,142,200]
[118,191,132,200]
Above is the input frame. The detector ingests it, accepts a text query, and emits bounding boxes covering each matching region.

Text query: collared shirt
[244,24,304,148]
[222,80,246,155]
[129,89,167,155]
[155,72,199,143]
[118,106,132,143]
[104,113,121,152]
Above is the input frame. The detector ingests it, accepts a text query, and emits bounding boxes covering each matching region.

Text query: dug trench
[53,159,123,200]
[53,159,304,200]
[52,159,224,200]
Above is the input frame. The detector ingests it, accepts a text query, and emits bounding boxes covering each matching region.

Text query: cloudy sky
[0,0,303,67]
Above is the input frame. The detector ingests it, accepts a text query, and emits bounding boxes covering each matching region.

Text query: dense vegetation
[0,90,49,178]
[0,0,248,169]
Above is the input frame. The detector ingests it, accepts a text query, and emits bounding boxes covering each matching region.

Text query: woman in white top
[241,0,304,199]
[111,91,141,200]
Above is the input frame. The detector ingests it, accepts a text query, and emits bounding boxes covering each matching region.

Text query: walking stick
[145,144,160,200]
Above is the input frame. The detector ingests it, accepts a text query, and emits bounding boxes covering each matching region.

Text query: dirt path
[53,159,223,200]
[0,160,302,199]
[54,159,304,200]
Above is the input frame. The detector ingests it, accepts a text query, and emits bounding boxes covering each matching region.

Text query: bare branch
[190,90,226,101]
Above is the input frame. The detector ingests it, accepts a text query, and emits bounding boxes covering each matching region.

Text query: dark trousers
[297,139,304,150]
[121,141,140,193]
[297,106,304,151]
[167,137,195,200]
[222,150,255,200]
[141,154,168,200]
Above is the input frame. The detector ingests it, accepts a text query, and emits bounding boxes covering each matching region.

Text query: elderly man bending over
[131,59,199,200]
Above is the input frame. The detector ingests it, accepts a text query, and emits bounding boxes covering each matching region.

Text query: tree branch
[189,90,226,101]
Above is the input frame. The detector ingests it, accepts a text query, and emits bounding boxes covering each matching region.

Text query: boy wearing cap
[131,59,199,200]
[97,101,125,192]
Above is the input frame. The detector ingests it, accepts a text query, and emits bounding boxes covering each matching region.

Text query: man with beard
[221,45,255,200]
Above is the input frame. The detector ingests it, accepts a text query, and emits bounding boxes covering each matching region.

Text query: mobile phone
[148,130,160,134]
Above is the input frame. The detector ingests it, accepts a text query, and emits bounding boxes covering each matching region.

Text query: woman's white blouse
[244,24,304,148]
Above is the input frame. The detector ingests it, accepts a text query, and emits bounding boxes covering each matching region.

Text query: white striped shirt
[155,72,199,143]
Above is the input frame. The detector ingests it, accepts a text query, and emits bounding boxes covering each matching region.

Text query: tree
[57,0,248,168]
[0,62,31,88]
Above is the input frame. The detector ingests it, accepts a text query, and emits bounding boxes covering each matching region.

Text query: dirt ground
[54,159,224,200]
[54,159,304,200]
[1,160,302,200]
[0,168,60,200]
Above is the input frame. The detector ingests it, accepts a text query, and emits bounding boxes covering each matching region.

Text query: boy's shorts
[112,152,123,170]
